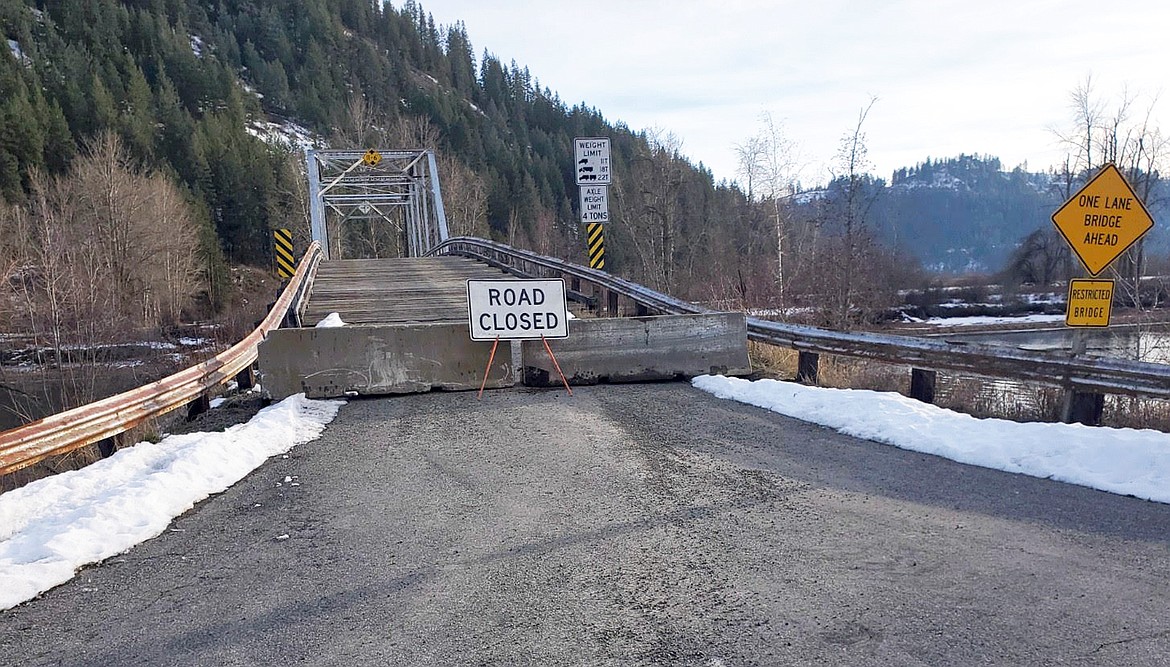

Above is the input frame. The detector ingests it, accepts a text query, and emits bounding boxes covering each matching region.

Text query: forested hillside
[874,155,1166,273]
[0,0,773,305]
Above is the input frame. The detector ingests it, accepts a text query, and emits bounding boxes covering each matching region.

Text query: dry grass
[1104,395,1170,432]
[934,377,1064,423]
[816,356,909,394]
[747,341,797,378]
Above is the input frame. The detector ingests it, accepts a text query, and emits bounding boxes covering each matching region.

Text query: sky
[397,0,1170,185]
[4,379,1169,609]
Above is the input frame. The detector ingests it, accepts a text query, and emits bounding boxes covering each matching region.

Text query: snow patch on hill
[6,39,29,66]
[246,118,318,150]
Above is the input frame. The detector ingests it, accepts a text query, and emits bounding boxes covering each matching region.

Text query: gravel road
[3,382,1170,666]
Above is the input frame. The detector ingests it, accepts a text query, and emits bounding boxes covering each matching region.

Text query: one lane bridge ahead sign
[1051,163,1155,276]
[467,279,569,341]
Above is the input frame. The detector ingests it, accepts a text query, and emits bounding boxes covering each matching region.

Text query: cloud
[405,0,1170,182]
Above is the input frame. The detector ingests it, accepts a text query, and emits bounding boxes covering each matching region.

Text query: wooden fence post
[797,352,819,384]
[910,368,937,404]
[235,365,255,391]
[1062,390,1104,426]
[97,437,116,459]
[187,393,211,421]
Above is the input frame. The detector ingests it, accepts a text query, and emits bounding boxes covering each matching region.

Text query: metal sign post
[575,137,611,271]
[1050,164,1154,423]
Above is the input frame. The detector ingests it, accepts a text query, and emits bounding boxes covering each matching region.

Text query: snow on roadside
[693,375,1170,505]
[315,312,347,328]
[924,313,1065,327]
[0,394,343,610]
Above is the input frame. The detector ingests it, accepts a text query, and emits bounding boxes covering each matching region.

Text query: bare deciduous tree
[736,112,801,305]
[817,97,881,329]
[0,132,200,413]
[615,128,686,292]
[439,154,489,238]
[65,133,199,325]
[1052,77,1166,358]
[1004,228,1072,287]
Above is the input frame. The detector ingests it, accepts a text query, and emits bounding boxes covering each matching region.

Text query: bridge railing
[432,236,1170,420]
[0,242,324,478]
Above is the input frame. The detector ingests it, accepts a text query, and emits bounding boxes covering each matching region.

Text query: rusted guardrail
[0,242,323,477]
[432,236,1170,422]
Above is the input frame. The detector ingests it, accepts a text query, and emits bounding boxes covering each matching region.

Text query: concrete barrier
[259,323,514,400]
[521,313,751,386]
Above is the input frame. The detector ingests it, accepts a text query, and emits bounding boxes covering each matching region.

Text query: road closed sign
[467,279,569,340]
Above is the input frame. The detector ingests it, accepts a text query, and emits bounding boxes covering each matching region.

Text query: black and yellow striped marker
[586,223,604,270]
[274,228,295,279]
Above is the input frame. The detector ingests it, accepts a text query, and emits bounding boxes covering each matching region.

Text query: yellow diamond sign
[362,149,382,167]
[1052,164,1155,276]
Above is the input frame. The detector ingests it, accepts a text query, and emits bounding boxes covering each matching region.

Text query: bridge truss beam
[306,149,449,260]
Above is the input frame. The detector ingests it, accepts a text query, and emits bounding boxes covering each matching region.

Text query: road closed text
[467,279,569,340]
[478,310,560,334]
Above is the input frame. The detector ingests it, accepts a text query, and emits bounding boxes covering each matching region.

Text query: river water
[916,324,1170,423]
[926,324,1170,365]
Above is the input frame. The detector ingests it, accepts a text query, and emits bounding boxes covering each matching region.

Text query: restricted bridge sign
[1066,279,1114,327]
[467,279,569,340]
[1052,164,1155,276]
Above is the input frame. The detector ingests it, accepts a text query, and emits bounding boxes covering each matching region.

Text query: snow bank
[924,313,1065,327]
[693,375,1170,504]
[0,394,343,609]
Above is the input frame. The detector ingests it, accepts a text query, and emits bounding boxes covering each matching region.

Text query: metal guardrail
[430,237,710,316]
[745,319,1170,399]
[433,236,1170,401]
[0,242,324,477]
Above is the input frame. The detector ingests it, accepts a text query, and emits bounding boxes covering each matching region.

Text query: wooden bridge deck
[303,257,508,326]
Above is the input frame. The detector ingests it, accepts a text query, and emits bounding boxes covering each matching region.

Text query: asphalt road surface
[3,383,1170,666]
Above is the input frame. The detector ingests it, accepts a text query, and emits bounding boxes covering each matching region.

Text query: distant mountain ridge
[794,155,1168,274]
